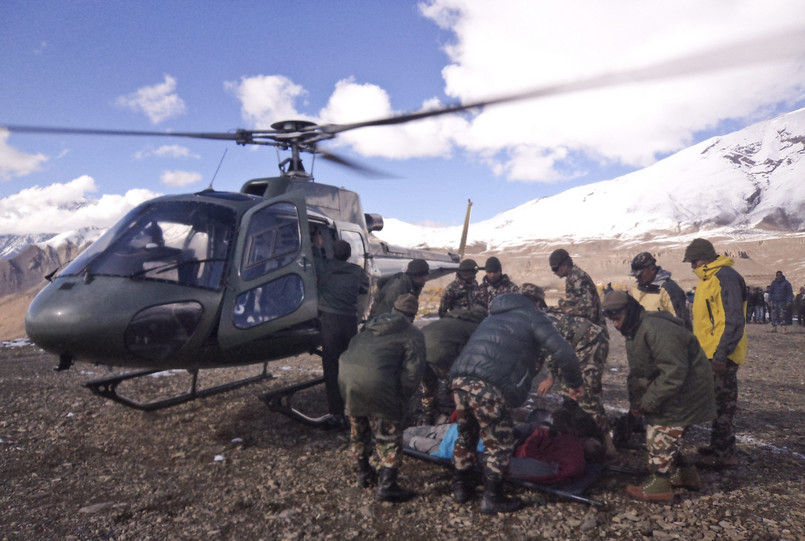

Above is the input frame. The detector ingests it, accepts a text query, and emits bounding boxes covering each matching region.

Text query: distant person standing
[629,252,692,331]
[479,256,519,308]
[369,259,429,319]
[314,240,370,429]
[683,238,747,470]
[795,286,805,327]
[438,259,486,318]
[767,270,794,333]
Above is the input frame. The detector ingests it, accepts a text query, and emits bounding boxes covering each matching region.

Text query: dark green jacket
[315,258,369,316]
[368,272,423,319]
[626,311,716,427]
[338,312,425,420]
[422,305,487,374]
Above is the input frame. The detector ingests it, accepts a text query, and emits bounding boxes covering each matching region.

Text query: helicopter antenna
[208,148,228,190]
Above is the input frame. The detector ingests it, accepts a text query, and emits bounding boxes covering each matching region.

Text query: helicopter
[6,26,799,423]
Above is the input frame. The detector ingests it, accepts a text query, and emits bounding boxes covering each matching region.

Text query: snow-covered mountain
[375,107,805,251]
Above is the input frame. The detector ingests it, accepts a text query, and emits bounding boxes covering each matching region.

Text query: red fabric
[512,428,586,484]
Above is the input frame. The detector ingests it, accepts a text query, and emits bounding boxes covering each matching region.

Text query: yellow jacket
[630,283,677,317]
[691,256,747,364]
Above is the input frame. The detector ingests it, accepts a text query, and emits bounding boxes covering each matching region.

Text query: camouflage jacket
[438,277,485,317]
[543,311,606,377]
[480,274,520,307]
[558,264,607,333]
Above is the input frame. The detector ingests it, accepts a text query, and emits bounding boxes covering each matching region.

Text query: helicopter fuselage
[25,178,459,370]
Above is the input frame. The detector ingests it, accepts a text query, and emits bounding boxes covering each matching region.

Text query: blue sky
[1,1,804,235]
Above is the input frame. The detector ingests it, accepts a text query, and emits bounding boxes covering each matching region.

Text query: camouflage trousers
[451,376,515,476]
[645,424,687,474]
[349,415,403,469]
[557,340,610,434]
[709,361,739,459]
[420,364,449,416]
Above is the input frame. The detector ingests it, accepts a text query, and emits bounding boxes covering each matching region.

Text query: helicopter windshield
[61,201,236,290]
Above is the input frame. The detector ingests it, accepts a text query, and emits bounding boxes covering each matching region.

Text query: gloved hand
[711,357,727,374]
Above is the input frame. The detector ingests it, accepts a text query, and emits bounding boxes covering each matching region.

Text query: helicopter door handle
[299,255,309,271]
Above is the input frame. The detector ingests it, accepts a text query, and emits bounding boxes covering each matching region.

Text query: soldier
[683,238,747,470]
[795,286,805,326]
[338,294,425,502]
[419,304,488,425]
[629,252,692,330]
[314,239,370,429]
[369,259,429,319]
[549,248,608,331]
[449,292,583,514]
[438,259,486,318]
[602,291,716,502]
[524,284,615,459]
[479,256,519,307]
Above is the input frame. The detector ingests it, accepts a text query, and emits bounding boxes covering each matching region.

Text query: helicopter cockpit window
[241,202,301,281]
[71,201,236,290]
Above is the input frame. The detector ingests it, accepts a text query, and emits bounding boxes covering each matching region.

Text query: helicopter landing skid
[83,364,274,411]
[258,376,333,427]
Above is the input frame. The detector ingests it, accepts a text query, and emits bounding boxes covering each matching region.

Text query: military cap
[683,238,717,263]
[630,252,656,276]
[393,293,419,316]
[601,290,630,314]
[458,259,479,273]
[333,240,351,261]
[406,259,430,276]
[484,256,502,272]
[549,249,572,269]
[520,283,546,304]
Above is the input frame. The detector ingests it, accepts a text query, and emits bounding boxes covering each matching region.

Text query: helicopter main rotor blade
[317,148,397,178]
[315,26,805,136]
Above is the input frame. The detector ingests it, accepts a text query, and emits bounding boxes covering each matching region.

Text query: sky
[1,0,805,235]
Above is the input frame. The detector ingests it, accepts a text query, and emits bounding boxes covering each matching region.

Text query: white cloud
[116,74,186,124]
[0,176,160,235]
[134,145,200,160]
[414,0,805,182]
[160,170,202,187]
[224,75,311,128]
[0,130,49,180]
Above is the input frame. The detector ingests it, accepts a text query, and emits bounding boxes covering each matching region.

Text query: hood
[489,292,533,315]
[653,266,672,285]
[364,311,411,336]
[693,255,734,281]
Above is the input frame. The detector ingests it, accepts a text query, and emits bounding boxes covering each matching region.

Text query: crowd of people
[311,236,770,512]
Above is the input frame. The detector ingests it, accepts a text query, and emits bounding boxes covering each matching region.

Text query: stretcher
[403,447,639,507]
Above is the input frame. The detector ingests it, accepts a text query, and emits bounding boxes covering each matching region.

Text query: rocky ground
[1,322,804,540]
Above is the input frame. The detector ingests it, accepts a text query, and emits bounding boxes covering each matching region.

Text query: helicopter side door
[217,191,318,349]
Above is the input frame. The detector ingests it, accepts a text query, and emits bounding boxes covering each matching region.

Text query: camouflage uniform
[558,264,609,337]
[451,376,516,476]
[545,312,610,434]
[349,415,404,469]
[438,277,486,318]
[646,424,687,474]
[711,362,739,458]
[480,274,520,308]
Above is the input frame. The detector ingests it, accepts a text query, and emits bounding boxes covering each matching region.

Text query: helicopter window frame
[241,201,302,282]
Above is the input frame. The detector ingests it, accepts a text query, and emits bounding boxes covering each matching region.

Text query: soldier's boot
[479,473,522,514]
[670,464,702,490]
[625,473,674,502]
[355,456,376,488]
[696,453,738,470]
[452,468,476,504]
[376,467,415,502]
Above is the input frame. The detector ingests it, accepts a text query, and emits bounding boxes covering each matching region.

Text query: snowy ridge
[375,108,805,251]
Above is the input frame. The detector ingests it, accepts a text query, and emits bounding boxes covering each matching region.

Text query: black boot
[480,473,521,514]
[376,467,415,502]
[356,456,376,488]
[452,468,476,504]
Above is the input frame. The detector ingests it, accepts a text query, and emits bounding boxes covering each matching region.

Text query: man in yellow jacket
[683,239,747,470]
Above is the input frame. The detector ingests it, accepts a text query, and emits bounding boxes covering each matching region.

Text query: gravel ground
[1,323,804,540]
